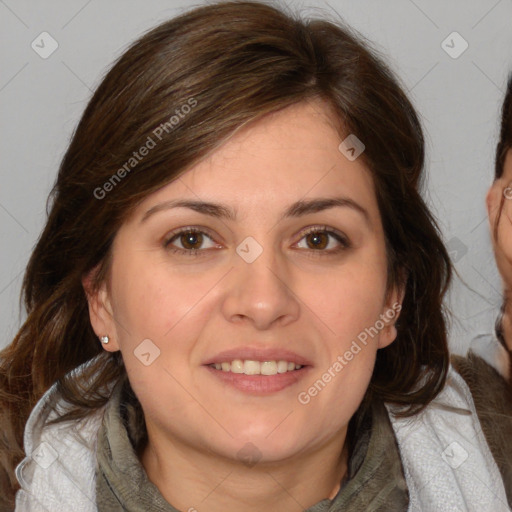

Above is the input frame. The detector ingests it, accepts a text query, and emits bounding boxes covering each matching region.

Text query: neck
[140,428,349,512]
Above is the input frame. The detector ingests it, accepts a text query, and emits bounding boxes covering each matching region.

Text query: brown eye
[295,227,350,253]
[305,231,329,250]
[179,231,204,250]
[164,228,218,256]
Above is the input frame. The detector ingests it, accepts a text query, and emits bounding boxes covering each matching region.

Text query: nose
[221,241,301,330]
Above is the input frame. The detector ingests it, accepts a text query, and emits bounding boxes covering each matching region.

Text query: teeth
[277,361,288,373]
[244,360,260,375]
[231,359,244,373]
[261,361,277,375]
[210,359,303,375]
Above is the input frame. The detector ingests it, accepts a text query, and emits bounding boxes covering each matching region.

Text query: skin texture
[487,149,512,352]
[85,99,402,512]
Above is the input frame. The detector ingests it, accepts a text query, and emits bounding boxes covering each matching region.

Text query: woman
[0,2,511,511]
[488,75,512,356]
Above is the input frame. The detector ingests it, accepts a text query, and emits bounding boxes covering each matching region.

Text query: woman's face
[87,99,401,465]
[487,149,512,291]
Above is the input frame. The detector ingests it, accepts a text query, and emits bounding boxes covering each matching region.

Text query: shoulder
[385,357,512,511]
[450,336,512,507]
[452,332,511,384]
[450,342,512,426]
[450,334,512,457]
[14,359,111,512]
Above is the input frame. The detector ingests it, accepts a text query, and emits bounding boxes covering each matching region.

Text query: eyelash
[163,225,351,258]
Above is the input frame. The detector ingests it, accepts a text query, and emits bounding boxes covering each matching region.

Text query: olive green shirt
[95,353,512,511]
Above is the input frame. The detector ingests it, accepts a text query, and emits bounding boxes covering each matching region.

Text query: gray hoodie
[14,338,512,511]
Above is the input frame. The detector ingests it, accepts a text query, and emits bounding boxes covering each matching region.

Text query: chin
[222,438,303,467]
[226,421,308,458]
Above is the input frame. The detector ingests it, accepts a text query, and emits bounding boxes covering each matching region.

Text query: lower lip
[204,365,311,394]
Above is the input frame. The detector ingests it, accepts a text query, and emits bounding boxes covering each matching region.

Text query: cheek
[318,259,388,336]
[297,257,387,405]
[496,199,512,285]
[110,251,217,340]
[111,262,174,339]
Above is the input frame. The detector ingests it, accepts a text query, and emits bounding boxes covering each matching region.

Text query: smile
[209,360,303,375]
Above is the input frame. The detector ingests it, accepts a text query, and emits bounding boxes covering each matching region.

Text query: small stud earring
[100,335,110,344]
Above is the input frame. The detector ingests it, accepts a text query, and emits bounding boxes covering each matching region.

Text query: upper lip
[203,346,313,366]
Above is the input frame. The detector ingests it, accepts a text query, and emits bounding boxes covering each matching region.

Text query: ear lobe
[378,323,398,349]
[378,284,405,349]
[377,308,401,349]
[82,269,119,351]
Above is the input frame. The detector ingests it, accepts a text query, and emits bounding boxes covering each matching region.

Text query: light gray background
[1,0,512,353]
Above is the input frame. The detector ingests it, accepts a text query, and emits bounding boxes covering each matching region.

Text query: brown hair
[0,1,451,507]
[493,75,512,346]
[495,75,512,180]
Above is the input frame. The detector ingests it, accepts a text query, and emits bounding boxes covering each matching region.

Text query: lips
[202,346,313,394]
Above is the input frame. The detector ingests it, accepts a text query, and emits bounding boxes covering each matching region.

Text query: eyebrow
[141,196,370,225]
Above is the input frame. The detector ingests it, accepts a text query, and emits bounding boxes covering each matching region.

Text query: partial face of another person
[86,99,401,465]
[488,149,512,292]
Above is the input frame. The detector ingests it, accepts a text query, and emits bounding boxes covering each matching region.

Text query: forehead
[135,99,380,223]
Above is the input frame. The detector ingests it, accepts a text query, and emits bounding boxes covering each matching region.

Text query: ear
[377,279,406,350]
[82,268,120,352]
[486,179,505,243]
